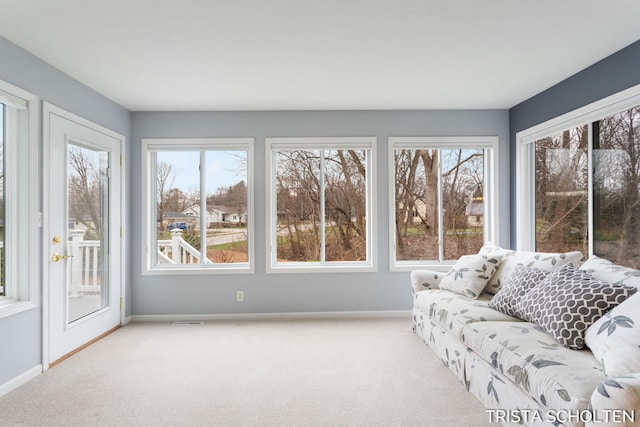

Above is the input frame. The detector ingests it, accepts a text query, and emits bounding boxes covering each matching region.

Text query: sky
[157,150,246,196]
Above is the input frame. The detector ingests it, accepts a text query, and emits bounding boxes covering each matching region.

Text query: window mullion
[199,151,207,265]
[319,150,326,263]
[437,150,444,262]
[150,151,159,267]
[587,123,594,257]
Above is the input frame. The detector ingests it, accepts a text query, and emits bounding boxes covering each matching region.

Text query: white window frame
[516,83,640,253]
[389,137,499,272]
[265,137,377,273]
[141,138,254,275]
[0,79,39,318]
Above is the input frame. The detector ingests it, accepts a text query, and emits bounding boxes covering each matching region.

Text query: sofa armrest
[410,269,446,294]
[587,373,640,427]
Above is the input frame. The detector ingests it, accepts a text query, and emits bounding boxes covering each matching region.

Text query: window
[389,137,498,271]
[142,138,253,274]
[266,137,376,272]
[0,80,38,317]
[517,84,640,269]
[531,126,589,254]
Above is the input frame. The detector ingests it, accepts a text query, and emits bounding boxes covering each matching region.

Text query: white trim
[0,365,42,398]
[131,310,411,323]
[265,137,377,273]
[0,79,35,107]
[141,138,255,275]
[42,102,125,369]
[267,136,374,150]
[0,80,39,319]
[516,84,640,144]
[515,83,640,252]
[388,136,499,271]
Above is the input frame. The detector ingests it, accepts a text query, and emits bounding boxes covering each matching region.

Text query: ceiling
[1,0,640,111]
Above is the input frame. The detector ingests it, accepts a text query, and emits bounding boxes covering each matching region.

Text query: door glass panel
[67,144,109,323]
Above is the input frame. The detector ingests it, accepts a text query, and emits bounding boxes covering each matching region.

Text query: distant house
[178,205,246,228]
[207,205,246,226]
[397,198,427,224]
[465,199,484,227]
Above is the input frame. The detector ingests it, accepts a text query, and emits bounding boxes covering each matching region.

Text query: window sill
[267,263,377,274]
[143,264,254,275]
[390,261,455,273]
[0,300,38,320]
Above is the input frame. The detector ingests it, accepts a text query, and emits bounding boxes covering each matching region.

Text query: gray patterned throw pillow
[488,265,550,318]
[515,263,637,349]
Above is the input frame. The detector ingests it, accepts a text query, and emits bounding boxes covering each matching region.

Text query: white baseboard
[130,310,412,323]
[0,365,42,398]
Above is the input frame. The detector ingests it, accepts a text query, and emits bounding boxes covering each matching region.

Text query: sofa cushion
[488,265,550,318]
[515,264,637,350]
[414,290,522,340]
[439,254,502,299]
[462,321,606,412]
[478,244,584,294]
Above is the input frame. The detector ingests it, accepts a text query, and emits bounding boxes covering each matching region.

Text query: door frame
[42,102,126,370]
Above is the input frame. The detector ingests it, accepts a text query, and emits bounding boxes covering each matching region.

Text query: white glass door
[44,104,122,365]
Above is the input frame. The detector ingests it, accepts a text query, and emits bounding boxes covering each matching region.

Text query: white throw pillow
[580,256,640,289]
[585,294,640,377]
[479,244,584,294]
[439,254,503,299]
[583,257,640,377]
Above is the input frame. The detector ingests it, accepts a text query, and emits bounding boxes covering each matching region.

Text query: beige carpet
[0,317,494,427]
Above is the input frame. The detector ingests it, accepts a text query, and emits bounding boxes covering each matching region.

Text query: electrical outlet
[236,291,244,302]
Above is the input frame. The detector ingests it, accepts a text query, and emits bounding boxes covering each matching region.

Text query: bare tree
[394,148,484,261]
[68,147,102,237]
[597,107,640,265]
[275,150,321,261]
[156,161,175,227]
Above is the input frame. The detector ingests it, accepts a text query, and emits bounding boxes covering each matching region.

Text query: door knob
[52,253,73,262]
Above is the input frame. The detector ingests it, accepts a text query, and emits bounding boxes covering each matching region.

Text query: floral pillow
[488,265,550,318]
[439,254,502,299]
[582,257,640,376]
[515,263,637,349]
[579,255,640,289]
[585,294,640,377]
[478,244,584,294]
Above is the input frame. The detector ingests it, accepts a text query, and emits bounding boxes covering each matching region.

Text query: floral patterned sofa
[411,245,640,427]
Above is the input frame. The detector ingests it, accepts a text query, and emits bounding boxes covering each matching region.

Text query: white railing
[157,229,213,265]
[66,228,211,296]
[67,230,101,295]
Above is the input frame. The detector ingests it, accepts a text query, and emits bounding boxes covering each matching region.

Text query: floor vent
[172,321,204,326]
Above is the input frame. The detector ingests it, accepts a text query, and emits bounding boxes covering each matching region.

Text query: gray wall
[509,40,640,247]
[0,37,131,385]
[131,110,510,316]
